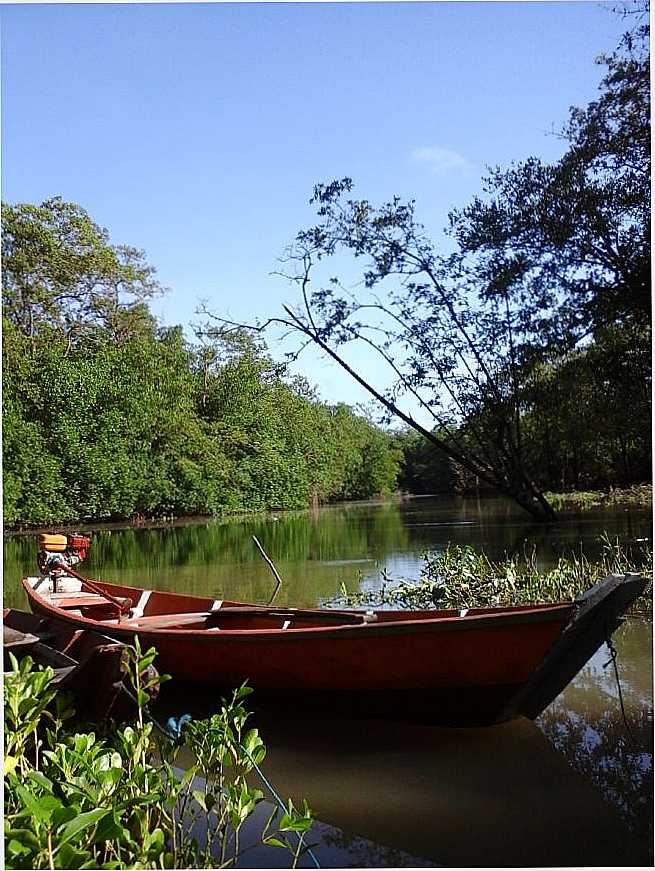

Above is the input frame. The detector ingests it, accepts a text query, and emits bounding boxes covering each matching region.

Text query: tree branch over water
[203,11,649,521]
[202,187,557,521]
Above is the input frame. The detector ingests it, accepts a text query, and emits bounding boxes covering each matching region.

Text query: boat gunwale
[22,578,574,642]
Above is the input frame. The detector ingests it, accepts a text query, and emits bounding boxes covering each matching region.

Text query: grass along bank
[334,535,652,612]
[544,485,652,512]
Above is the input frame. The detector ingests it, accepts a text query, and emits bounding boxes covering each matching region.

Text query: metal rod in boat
[252,535,283,605]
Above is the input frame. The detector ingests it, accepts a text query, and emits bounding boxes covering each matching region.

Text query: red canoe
[21,565,647,726]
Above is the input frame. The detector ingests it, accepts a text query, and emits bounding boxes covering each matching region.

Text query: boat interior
[24,574,572,633]
[25,575,380,631]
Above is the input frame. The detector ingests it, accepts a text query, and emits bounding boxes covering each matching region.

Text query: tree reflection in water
[538,618,653,863]
[317,828,438,868]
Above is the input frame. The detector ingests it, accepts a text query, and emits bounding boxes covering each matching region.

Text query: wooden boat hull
[21,571,647,726]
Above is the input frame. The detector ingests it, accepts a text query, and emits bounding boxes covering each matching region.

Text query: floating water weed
[334,535,652,611]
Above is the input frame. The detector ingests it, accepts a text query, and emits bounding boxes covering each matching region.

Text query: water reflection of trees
[317,828,437,868]
[396,496,651,569]
[5,497,651,609]
[539,692,653,858]
[3,504,409,608]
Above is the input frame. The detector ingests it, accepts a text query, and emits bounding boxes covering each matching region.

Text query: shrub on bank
[544,486,652,512]
[4,641,313,870]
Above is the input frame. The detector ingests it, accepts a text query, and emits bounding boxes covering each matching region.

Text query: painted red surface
[23,577,573,695]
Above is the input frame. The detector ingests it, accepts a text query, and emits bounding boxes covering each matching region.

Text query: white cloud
[411,146,473,176]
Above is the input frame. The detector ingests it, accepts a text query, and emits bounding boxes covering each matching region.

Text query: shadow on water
[156,618,652,868]
[163,699,647,868]
[179,769,439,869]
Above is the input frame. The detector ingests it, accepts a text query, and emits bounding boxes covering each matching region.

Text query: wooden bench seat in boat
[119,606,371,631]
[48,591,132,610]
[122,612,215,630]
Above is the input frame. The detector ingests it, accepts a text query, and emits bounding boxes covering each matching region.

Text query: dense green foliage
[394,430,455,495]
[396,320,651,495]
[2,200,401,526]
[4,642,313,869]
[519,325,651,491]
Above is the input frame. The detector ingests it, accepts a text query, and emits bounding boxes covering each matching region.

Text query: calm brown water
[4,496,653,866]
[159,617,653,867]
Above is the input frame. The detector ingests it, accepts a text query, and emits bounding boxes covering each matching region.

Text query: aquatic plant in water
[334,535,652,611]
[4,639,314,869]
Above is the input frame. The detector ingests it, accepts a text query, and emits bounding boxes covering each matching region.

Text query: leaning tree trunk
[292,320,558,522]
[504,479,557,521]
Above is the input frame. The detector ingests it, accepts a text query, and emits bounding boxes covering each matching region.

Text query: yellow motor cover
[38,533,67,552]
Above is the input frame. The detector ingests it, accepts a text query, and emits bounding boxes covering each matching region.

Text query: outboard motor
[37,533,92,574]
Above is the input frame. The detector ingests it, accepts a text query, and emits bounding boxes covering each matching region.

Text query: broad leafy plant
[4,641,314,869]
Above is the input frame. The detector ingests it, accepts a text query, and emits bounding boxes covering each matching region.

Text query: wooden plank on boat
[51,665,78,686]
[50,590,131,603]
[122,606,369,630]
[124,612,211,629]
[49,593,131,610]
[30,641,78,671]
[3,625,40,651]
[209,606,368,624]
[50,591,108,599]
[5,630,80,678]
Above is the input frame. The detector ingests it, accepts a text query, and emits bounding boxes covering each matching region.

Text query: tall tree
[2,197,162,349]
[233,14,649,521]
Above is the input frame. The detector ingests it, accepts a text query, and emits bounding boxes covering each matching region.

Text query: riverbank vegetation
[2,202,400,527]
[543,485,652,512]
[2,10,650,527]
[334,536,652,612]
[4,641,314,870]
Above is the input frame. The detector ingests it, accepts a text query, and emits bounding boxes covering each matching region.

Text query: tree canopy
[449,20,649,352]
[2,198,162,348]
[254,15,650,519]
[2,202,401,526]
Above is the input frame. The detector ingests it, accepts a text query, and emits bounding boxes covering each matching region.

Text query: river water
[3,496,653,865]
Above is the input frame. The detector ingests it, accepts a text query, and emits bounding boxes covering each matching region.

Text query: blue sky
[1,1,626,420]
